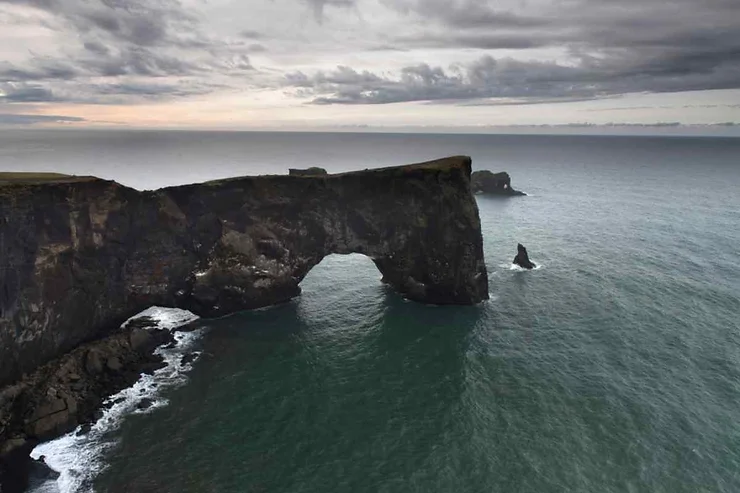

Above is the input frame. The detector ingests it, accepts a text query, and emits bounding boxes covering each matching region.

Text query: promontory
[0,156,489,388]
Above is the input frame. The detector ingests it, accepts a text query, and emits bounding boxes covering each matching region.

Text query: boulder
[181,353,197,366]
[129,328,153,352]
[85,350,104,375]
[106,357,123,372]
[136,398,154,410]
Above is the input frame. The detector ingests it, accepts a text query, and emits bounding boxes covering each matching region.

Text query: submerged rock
[136,398,154,410]
[471,170,526,196]
[513,243,537,270]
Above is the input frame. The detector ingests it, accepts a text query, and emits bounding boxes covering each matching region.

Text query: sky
[0,0,739,130]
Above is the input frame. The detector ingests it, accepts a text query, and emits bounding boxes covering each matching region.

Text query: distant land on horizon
[1,124,738,138]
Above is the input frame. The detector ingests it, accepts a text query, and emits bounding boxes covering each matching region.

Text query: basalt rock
[513,243,536,270]
[0,324,173,492]
[471,170,526,196]
[288,167,328,176]
[0,156,488,388]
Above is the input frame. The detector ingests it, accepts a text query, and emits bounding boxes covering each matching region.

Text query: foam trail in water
[501,262,543,272]
[29,307,203,493]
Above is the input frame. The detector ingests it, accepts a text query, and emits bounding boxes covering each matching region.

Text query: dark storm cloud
[0,0,200,48]
[384,0,550,29]
[0,0,256,103]
[286,52,740,105]
[286,58,593,104]
[1,0,739,108]
[0,82,56,102]
[1,76,225,105]
[283,0,740,104]
[0,113,85,124]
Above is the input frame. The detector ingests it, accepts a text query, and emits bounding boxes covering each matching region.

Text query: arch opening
[299,253,384,299]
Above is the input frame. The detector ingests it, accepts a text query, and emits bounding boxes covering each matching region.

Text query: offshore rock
[0,156,488,387]
[513,243,536,270]
[471,170,526,196]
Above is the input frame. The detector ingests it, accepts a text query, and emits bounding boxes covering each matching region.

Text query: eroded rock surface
[288,167,328,176]
[513,243,536,270]
[471,170,526,196]
[0,324,173,492]
[0,156,488,387]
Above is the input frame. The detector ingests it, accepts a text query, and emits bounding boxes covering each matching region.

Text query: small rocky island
[0,156,489,487]
[513,243,537,269]
[471,170,526,196]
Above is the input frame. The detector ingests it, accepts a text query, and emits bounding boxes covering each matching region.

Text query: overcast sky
[0,0,739,129]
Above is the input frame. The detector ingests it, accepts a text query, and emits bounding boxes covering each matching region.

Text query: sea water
[1,130,737,492]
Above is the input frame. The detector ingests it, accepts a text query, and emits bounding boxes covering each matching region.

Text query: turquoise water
[8,132,740,492]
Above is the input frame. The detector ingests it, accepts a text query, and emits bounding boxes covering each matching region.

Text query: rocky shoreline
[0,319,176,493]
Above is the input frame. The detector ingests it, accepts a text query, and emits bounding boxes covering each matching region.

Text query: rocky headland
[0,156,488,386]
[0,156,489,486]
[471,170,526,196]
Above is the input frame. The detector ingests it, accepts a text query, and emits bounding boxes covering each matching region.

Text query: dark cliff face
[0,156,488,387]
[471,170,526,196]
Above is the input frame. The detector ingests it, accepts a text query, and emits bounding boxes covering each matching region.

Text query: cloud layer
[1,0,738,124]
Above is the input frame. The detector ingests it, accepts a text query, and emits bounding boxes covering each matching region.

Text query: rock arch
[0,156,488,385]
[171,156,489,316]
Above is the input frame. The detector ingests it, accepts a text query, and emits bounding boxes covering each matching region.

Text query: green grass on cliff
[0,172,97,186]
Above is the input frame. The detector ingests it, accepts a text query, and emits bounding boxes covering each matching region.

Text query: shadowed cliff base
[0,156,488,389]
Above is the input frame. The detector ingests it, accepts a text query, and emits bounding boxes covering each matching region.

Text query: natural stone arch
[172,157,489,316]
[0,156,488,385]
[297,253,383,295]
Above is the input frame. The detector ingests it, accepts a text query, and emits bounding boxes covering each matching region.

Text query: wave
[29,308,203,493]
[500,262,544,272]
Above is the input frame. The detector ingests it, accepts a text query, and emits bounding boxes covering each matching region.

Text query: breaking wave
[29,308,203,493]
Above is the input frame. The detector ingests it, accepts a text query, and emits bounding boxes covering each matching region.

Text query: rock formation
[0,322,173,491]
[471,170,526,196]
[288,167,328,176]
[513,243,536,269]
[0,156,488,389]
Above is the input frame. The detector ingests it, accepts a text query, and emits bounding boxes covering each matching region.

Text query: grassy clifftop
[0,173,97,186]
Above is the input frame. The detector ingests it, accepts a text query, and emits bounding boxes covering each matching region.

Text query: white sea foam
[501,262,543,272]
[122,306,200,330]
[29,308,203,493]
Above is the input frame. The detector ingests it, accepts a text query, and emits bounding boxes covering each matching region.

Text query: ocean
[2,130,739,492]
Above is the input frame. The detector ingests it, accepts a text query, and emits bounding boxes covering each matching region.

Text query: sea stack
[513,243,536,269]
[470,170,526,196]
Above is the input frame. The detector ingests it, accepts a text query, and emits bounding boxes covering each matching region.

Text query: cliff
[471,170,526,196]
[0,156,488,388]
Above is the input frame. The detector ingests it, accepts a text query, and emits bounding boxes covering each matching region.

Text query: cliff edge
[0,156,488,387]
